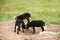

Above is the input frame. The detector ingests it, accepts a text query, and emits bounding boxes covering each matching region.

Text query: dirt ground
[0,21,60,40]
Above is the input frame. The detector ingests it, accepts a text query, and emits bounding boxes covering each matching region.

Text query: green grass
[56,33,60,38]
[0,0,60,24]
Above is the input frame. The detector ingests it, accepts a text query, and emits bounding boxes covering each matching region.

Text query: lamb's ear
[14,16,17,20]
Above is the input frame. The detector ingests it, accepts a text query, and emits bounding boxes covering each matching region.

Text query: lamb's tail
[14,16,17,20]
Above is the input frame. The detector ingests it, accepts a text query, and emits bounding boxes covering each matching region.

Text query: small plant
[56,33,60,38]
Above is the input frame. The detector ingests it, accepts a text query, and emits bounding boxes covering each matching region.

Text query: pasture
[0,0,60,24]
[0,0,60,40]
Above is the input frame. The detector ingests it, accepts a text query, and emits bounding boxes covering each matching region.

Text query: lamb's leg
[14,25,16,32]
[41,26,44,32]
[22,27,24,33]
[19,26,21,31]
[17,26,20,34]
[33,27,35,34]
[22,22,25,33]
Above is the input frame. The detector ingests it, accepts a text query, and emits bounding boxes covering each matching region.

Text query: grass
[56,33,60,38]
[0,0,60,24]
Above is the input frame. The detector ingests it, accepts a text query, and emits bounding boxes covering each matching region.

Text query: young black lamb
[26,20,45,34]
[14,13,31,34]
[15,13,31,24]
[14,19,26,34]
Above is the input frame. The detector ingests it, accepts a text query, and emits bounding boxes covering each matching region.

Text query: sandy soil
[0,21,60,40]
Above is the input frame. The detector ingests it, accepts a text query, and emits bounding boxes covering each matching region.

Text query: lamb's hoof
[22,31,24,33]
[17,31,19,34]
[17,32,19,35]
[14,30,16,32]
[17,33,19,35]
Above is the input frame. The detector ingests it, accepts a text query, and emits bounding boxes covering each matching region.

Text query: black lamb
[14,13,31,34]
[26,20,45,34]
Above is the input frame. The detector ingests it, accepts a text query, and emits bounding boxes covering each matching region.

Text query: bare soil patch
[0,22,60,40]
